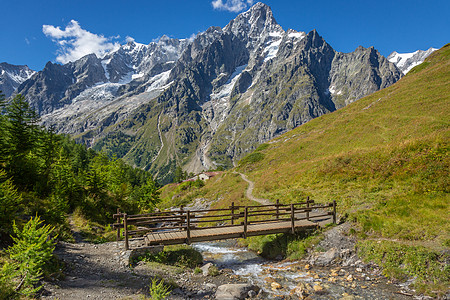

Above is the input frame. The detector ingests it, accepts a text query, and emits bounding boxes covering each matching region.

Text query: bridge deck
[144,217,328,246]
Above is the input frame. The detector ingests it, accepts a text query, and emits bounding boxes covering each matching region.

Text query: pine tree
[4,94,39,188]
[0,91,9,163]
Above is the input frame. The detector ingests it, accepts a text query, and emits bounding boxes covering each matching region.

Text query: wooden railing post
[290,203,295,234]
[306,196,310,221]
[333,200,337,224]
[180,205,184,229]
[186,210,191,244]
[230,202,235,225]
[276,199,280,220]
[116,208,121,241]
[123,213,129,250]
[243,206,248,239]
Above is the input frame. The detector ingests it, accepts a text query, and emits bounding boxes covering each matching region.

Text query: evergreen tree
[4,94,39,188]
[0,91,9,163]
[133,177,160,212]
[174,166,184,183]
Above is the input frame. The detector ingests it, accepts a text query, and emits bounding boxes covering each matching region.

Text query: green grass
[358,240,449,296]
[159,171,257,211]
[71,209,118,243]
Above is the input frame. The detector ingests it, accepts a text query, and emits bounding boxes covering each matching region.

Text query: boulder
[200,262,214,276]
[215,284,260,300]
[311,247,339,266]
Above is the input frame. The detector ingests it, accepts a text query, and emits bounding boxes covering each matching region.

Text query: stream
[192,240,414,299]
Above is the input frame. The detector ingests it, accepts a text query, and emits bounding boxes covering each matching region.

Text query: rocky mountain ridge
[13,2,407,183]
[0,63,35,97]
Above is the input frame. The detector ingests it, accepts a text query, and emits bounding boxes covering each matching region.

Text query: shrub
[148,277,171,300]
[137,245,203,269]
[5,216,56,297]
[208,265,220,276]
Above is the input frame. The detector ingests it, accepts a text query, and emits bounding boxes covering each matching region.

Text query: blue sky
[1,0,448,71]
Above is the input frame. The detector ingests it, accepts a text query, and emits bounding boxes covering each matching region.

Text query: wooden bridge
[113,199,336,250]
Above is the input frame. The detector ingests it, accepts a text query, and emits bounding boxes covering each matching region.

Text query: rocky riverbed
[40,223,430,299]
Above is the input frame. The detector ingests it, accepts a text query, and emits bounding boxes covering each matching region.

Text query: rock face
[387,47,438,74]
[16,3,403,184]
[0,63,34,97]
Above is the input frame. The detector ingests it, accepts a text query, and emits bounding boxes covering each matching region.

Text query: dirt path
[42,241,150,299]
[236,172,272,206]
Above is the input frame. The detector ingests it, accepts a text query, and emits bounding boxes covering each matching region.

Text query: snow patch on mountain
[146,70,172,92]
[211,64,248,101]
[328,85,342,95]
[264,32,283,62]
[288,31,306,42]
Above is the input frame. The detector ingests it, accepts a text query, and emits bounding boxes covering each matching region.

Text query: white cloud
[212,0,254,13]
[43,20,120,64]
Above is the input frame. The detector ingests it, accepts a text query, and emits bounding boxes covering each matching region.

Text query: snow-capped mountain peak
[0,63,35,97]
[388,47,438,74]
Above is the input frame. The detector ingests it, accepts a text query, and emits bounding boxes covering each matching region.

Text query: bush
[240,229,320,259]
[137,245,203,269]
[4,216,56,297]
[147,277,171,300]
[208,265,220,276]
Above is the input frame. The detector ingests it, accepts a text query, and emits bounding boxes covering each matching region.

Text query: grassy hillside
[237,44,449,242]
[160,44,449,295]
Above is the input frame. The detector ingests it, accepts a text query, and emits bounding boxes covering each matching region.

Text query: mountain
[16,2,403,184]
[387,47,438,74]
[0,63,35,97]
[16,36,190,115]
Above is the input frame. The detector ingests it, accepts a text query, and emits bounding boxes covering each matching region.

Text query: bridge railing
[112,198,336,250]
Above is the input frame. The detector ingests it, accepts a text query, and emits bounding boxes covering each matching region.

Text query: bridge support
[306,197,310,221]
[290,204,295,234]
[243,207,248,238]
[333,200,337,224]
[124,213,129,250]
